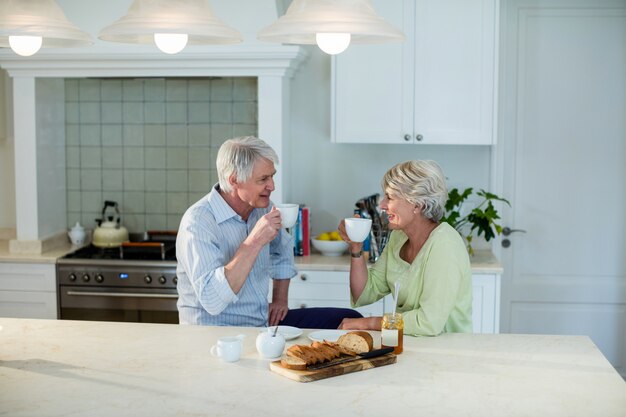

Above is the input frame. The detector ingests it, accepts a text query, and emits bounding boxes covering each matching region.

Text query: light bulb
[154,33,188,54]
[315,33,351,55]
[9,36,43,57]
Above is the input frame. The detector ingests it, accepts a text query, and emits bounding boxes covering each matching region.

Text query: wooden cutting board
[269,353,397,383]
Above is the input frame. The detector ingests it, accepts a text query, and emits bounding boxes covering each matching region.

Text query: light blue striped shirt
[176,185,297,326]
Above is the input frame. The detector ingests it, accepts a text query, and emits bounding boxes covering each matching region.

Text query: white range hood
[0,0,307,254]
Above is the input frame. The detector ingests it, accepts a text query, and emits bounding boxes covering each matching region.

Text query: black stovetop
[62,244,176,261]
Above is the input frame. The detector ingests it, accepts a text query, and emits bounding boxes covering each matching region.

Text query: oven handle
[65,290,178,299]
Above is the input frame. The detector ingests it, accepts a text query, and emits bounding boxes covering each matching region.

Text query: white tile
[210,124,233,146]
[81,169,102,190]
[101,192,123,208]
[210,103,233,123]
[188,124,211,146]
[102,125,122,147]
[166,102,187,123]
[211,78,233,101]
[166,214,182,230]
[145,102,165,123]
[123,170,145,191]
[102,169,123,191]
[166,79,187,101]
[145,214,167,229]
[233,102,256,124]
[101,79,122,101]
[80,148,102,169]
[66,146,80,168]
[167,192,189,213]
[188,192,206,205]
[66,169,80,190]
[102,102,123,124]
[67,212,82,227]
[81,191,103,213]
[66,124,80,146]
[188,170,211,192]
[67,191,82,211]
[65,103,79,123]
[188,148,211,169]
[166,170,187,191]
[188,79,211,101]
[145,79,166,102]
[79,79,100,101]
[146,192,167,213]
[102,147,123,169]
[145,147,166,169]
[145,170,166,192]
[233,124,257,138]
[65,80,79,101]
[123,147,144,169]
[145,125,166,146]
[123,191,145,213]
[167,148,188,169]
[122,213,145,233]
[233,78,257,101]
[123,125,144,146]
[82,211,101,228]
[123,79,143,101]
[123,102,144,124]
[80,125,101,146]
[188,102,210,123]
[79,102,100,123]
[166,125,188,147]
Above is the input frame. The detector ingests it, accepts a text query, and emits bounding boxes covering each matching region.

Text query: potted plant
[440,188,510,255]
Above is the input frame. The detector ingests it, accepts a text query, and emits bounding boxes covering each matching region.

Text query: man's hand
[268,300,289,326]
[247,207,282,247]
[338,316,382,331]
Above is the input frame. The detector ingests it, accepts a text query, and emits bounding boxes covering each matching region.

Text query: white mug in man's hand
[275,204,299,229]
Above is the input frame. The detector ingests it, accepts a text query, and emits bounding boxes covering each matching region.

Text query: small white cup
[275,204,299,229]
[210,334,245,363]
[345,218,372,242]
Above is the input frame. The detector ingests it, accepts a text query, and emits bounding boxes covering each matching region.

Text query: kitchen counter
[296,249,502,273]
[1,318,624,417]
[0,238,502,273]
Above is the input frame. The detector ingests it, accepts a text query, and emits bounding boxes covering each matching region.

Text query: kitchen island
[1,318,624,417]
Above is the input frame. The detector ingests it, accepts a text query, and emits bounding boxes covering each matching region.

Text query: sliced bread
[280,354,307,370]
[337,331,374,354]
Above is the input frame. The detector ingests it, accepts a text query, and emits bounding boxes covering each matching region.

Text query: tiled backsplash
[65,77,257,233]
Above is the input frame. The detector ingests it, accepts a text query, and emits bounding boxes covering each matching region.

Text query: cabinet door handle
[416,134,423,141]
[300,274,307,281]
[403,134,411,141]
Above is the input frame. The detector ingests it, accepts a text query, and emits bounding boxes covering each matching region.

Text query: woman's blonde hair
[381,160,448,222]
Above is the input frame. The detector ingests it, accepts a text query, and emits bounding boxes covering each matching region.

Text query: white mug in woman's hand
[345,218,372,242]
[210,335,245,362]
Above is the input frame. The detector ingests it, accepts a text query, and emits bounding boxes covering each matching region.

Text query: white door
[497,0,626,378]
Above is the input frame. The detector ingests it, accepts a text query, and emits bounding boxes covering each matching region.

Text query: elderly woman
[338,160,472,336]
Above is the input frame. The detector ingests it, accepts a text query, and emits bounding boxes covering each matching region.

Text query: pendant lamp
[0,0,92,57]
[99,0,242,55]
[257,0,405,55]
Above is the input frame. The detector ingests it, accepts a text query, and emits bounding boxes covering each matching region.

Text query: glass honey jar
[381,312,404,354]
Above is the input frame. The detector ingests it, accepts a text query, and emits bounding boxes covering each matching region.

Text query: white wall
[0,69,15,231]
[287,48,493,235]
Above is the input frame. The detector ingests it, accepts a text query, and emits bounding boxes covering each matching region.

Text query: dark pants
[279,307,363,329]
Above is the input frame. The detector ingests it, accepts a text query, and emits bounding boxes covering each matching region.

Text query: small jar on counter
[381,312,404,354]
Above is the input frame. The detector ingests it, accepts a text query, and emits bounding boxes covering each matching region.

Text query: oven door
[59,285,179,324]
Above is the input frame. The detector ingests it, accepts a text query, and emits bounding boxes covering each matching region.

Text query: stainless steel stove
[56,232,179,324]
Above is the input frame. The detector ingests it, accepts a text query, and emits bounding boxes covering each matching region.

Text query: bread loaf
[337,331,373,354]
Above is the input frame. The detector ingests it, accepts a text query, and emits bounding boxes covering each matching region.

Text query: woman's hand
[338,216,363,254]
[338,316,382,331]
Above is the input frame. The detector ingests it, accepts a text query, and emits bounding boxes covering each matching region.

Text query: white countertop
[1,318,624,417]
[0,238,503,274]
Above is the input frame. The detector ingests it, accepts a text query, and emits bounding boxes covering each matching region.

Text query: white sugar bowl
[68,222,86,246]
[256,328,286,360]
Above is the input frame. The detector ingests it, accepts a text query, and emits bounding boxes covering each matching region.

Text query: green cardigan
[353,222,473,336]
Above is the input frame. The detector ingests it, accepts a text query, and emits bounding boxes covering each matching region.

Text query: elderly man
[176,136,361,328]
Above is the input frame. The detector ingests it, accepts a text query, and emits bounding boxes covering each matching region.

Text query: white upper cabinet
[332,0,498,145]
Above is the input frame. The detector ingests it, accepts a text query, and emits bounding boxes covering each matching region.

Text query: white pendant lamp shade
[0,0,92,56]
[258,0,405,53]
[98,0,243,53]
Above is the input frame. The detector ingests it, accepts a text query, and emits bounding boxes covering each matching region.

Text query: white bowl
[312,239,348,256]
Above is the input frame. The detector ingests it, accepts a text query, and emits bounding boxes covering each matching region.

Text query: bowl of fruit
[312,231,349,256]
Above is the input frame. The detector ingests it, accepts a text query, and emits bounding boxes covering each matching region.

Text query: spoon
[271,325,279,337]
[393,281,401,312]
